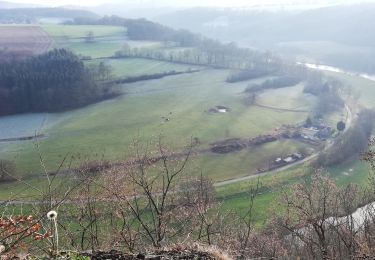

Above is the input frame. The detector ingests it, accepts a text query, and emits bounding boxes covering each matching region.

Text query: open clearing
[0,26,51,54]
[88,58,201,77]
[256,84,316,111]
[41,24,126,38]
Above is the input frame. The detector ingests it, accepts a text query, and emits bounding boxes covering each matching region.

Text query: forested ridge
[0,49,117,116]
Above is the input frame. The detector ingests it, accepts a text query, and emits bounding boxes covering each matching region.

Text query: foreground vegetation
[2,139,375,259]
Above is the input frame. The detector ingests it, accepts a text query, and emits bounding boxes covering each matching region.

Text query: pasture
[41,24,126,38]
[324,71,375,109]
[1,24,364,226]
[87,58,201,77]
[0,69,315,180]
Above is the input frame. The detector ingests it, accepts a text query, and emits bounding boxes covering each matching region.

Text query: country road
[214,95,353,187]
[0,103,354,205]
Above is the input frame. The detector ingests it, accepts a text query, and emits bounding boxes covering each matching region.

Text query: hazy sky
[5,0,375,7]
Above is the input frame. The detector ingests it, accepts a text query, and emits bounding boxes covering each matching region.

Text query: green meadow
[1,69,313,177]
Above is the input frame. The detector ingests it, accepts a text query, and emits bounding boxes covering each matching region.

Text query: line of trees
[114,42,280,71]
[70,15,284,71]
[0,49,118,116]
[104,69,199,86]
[317,109,375,166]
[244,75,302,93]
[303,72,345,117]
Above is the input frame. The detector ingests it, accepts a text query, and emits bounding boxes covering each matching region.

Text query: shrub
[0,159,16,182]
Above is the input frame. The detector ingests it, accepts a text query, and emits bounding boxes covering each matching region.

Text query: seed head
[47,210,58,220]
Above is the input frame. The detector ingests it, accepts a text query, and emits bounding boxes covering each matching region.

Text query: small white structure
[218,108,227,113]
[293,153,303,159]
[283,157,295,163]
[275,158,282,163]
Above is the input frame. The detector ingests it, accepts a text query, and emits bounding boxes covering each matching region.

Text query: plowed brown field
[0,26,51,55]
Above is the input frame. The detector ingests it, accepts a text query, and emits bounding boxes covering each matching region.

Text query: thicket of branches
[0,49,118,116]
[244,75,302,93]
[3,139,375,259]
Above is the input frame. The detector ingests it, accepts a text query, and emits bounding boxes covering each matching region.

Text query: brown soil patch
[211,138,246,154]
[210,135,278,154]
[0,26,52,57]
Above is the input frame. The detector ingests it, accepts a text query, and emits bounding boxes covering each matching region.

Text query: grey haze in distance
[4,0,375,8]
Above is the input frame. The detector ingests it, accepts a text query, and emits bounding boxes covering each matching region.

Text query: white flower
[0,244,5,254]
[47,210,58,220]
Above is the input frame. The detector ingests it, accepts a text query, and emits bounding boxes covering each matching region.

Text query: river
[298,62,375,82]
[299,61,375,230]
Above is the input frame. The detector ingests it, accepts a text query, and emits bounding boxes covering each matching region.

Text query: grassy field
[42,24,126,58]
[87,58,201,77]
[324,71,375,109]
[2,24,365,226]
[41,24,126,38]
[42,24,167,59]
[257,84,316,111]
[0,69,314,179]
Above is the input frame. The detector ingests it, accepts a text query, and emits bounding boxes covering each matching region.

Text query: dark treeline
[317,109,375,166]
[244,75,302,93]
[114,42,280,71]
[226,66,277,83]
[0,49,118,116]
[104,69,200,85]
[71,15,282,70]
[304,72,345,116]
[0,49,34,63]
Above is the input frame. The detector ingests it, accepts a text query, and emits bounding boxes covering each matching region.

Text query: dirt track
[254,103,310,113]
[214,103,353,187]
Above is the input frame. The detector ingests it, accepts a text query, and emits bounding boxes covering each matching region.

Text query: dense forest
[317,109,375,166]
[0,49,117,116]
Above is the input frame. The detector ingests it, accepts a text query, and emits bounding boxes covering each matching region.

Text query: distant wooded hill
[155,4,375,73]
[156,4,375,47]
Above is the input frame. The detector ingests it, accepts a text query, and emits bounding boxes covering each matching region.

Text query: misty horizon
[3,0,375,8]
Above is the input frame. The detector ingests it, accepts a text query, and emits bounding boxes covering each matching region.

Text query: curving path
[214,103,353,187]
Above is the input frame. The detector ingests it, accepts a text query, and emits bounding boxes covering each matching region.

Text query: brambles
[0,215,50,256]
[0,160,16,183]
